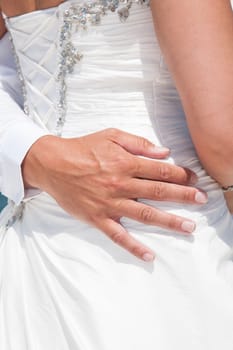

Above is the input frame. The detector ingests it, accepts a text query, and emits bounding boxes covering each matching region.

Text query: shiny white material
[0,33,48,204]
[1,2,233,349]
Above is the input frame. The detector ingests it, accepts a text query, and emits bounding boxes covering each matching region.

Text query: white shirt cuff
[0,120,49,205]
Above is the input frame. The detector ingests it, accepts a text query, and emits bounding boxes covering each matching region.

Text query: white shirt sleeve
[0,32,50,205]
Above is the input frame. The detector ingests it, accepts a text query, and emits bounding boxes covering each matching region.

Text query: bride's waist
[61,85,156,136]
[0,181,228,239]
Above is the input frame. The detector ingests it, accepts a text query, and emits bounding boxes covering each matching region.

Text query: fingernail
[190,173,198,185]
[152,146,170,155]
[195,191,208,204]
[181,221,196,233]
[142,253,155,262]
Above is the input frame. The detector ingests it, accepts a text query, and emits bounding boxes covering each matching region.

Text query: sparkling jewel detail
[55,0,150,135]
[56,40,83,135]
[5,202,25,231]
[6,29,30,116]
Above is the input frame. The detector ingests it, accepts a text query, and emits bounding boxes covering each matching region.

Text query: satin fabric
[1,2,233,349]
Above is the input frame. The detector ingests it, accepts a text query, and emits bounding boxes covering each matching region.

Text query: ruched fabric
[1,2,233,349]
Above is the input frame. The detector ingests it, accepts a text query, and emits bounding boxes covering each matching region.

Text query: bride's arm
[0,9,6,37]
[151,0,233,209]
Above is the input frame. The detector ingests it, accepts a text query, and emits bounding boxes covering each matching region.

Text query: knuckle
[158,164,172,180]
[113,199,125,215]
[117,157,132,172]
[168,215,181,230]
[109,175,122,191]
[129,158,140,175]
[139,206,154,222]
[153,182,166,200]
[114,155,137,175]
[105,128,120,139]
[138,136,150,150]
[126,158,138,173]
[182,189,194,202]
[111,231,126,246]
[131,245,144,257]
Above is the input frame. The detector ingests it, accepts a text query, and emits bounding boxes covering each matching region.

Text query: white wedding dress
[1,1,233,349]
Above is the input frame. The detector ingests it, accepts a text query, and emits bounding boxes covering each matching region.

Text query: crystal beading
[55,0,150,135]
[56,39,83,135]
[1,0,151,230]
[5,201,25,231]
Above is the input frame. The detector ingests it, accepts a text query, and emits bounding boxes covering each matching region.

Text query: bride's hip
[15,178,231,235]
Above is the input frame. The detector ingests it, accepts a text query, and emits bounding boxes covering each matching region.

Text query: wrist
[21,134,61,190]
[224,191,233,214]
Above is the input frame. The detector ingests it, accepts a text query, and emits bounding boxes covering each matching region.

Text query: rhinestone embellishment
[5,202,25,231]
[56,40,83,135]
[55,0,150,135]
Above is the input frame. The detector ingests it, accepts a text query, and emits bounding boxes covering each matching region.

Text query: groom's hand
[22,128,207,262]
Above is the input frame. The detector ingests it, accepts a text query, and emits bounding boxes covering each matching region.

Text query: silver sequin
[56,38,83,135]
[1,1,151,230]
[55,0,150,135]
[5,201,25,230]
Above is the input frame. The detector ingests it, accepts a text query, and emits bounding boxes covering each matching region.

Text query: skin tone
[0,11,5,37]
[0,0,65,17]
[2,0,232,261]
[151,0,233,207]
[0,12,203,261]
[21,130,202,262]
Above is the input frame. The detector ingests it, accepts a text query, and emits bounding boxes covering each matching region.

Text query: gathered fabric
[1,2,233,349]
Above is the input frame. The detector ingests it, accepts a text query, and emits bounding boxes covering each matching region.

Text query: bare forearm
[151,0,233,187]
[0,11,6,38]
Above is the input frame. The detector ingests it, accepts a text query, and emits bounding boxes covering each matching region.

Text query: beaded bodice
[2,0,165,227]
[56,0,150,135]
[4,0,154,137]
